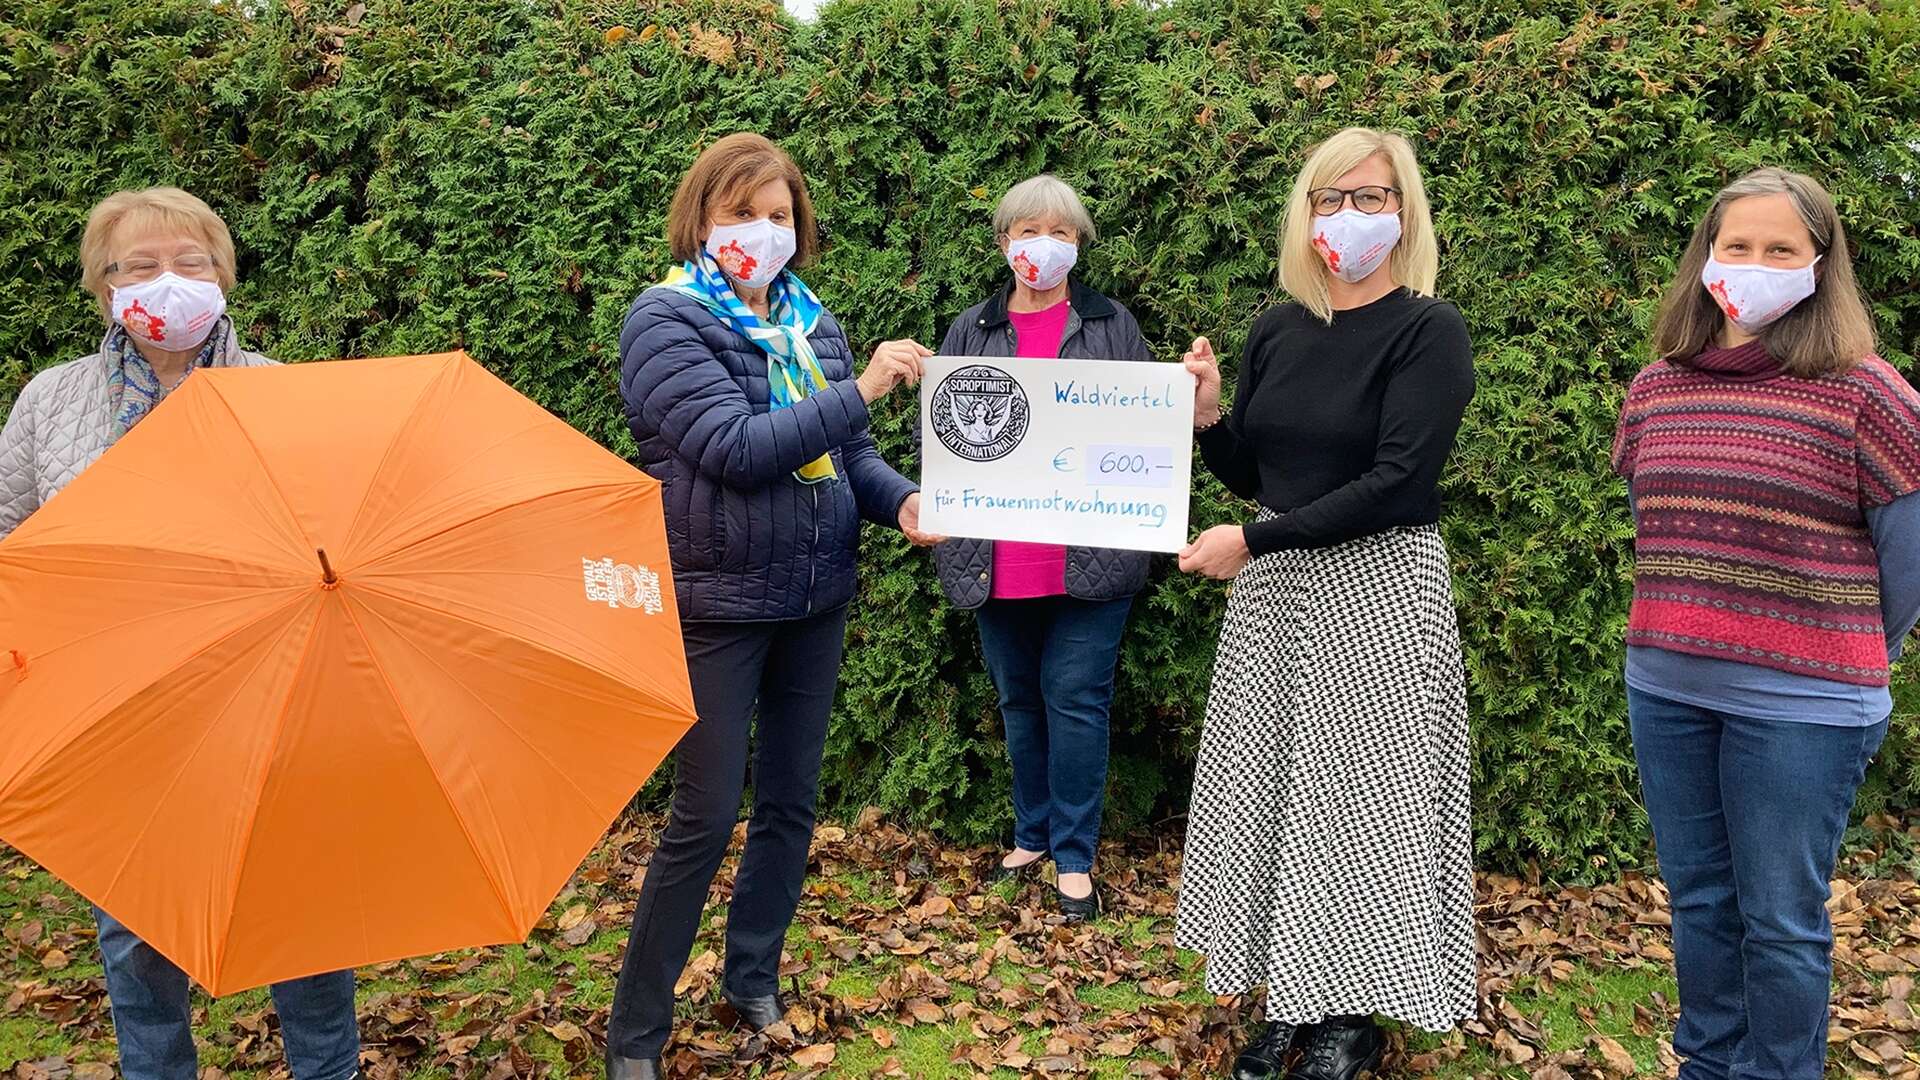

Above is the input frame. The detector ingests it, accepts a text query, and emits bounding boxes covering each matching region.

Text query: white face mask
[1006,235,1078,292]
[109,272,226,351]
[1310,209,1402,284]
[1700,255,1820,333]
[705,218,796,289]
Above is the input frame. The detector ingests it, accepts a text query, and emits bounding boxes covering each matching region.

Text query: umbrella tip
[317,549,338,588]
[7,650,23,678]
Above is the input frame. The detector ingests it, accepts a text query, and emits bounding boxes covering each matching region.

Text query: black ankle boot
[1229,1022,1298,1079]
[1285,1016,1383,1080]
[604,1051,662,1080]
[721,989,787,1032]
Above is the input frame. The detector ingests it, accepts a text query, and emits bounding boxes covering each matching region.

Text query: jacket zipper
[1005,306,1088,599]
[805,482,819,616]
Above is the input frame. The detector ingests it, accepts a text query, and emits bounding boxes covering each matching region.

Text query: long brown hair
[1652,168,1875,378]
[666,133,819,266]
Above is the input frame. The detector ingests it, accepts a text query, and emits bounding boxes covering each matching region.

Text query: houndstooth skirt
[1174,523,1477,1032]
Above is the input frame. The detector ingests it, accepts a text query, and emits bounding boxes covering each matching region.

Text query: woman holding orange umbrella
[0,187,362,1080]
[606,133,935,1079]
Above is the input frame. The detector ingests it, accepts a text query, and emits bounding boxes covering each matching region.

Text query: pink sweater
[993,301,1072,599]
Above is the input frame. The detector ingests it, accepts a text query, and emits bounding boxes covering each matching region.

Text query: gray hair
[992,174,1097,243]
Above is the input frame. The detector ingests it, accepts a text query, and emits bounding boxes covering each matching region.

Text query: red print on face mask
[1011,252,1039,283]
[715,240,758,281]
[120,299,165,342]
[1707,278,1739,320]
[1312,232,1341,271]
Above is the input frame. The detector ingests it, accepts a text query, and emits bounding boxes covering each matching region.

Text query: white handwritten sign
[918,355,1194,553]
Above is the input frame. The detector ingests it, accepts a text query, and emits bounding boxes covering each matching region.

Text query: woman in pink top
[930,175,1157,921]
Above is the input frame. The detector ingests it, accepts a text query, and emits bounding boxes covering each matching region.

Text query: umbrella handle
[317,549,338,588]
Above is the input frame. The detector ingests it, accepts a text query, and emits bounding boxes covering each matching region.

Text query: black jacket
[930,279,1158,609]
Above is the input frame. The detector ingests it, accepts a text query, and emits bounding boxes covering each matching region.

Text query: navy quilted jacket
[619,288,917,622]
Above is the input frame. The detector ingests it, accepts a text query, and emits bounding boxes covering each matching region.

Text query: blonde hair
[1277,128,1438,322]
[993,174,1097,243]
[1652,167,1874,379]
[79,187,237,321]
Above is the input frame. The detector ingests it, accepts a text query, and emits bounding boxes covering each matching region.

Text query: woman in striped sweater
[1612,168,1920,1080]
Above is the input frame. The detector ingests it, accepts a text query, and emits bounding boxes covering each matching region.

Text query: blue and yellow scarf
[659,253,836,483]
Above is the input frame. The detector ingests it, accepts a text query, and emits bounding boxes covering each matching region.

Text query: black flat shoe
[1285,1016,1384,1080]
[721,989,786,1032]
[604,1052,663,1080]
[1229,1022,1299,1079]
[987,853,1046,885]
[1054,884,1101,923]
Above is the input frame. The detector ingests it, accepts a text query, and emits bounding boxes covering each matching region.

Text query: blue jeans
[1628,687,1887,1080]
[94,909,359,1080]
[974,595,1132,874]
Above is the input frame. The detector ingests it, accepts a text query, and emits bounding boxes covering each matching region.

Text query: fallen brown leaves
[2,810,1916,1079]
[1456,809,1920,1079]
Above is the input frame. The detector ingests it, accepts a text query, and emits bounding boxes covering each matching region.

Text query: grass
[3,828,1913,1080]
[1512,966,1676,1062]
[0,1016,70,1068]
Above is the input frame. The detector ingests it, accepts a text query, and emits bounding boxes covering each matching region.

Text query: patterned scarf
[106,317,232,442]
[658,252,836,483]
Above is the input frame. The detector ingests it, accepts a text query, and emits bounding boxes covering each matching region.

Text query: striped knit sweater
[1612,340,1920,686]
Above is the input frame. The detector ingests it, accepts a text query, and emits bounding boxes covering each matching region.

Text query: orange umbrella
[0,351,695,995]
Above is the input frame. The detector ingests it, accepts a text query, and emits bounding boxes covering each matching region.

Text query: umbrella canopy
[0,351,696,994]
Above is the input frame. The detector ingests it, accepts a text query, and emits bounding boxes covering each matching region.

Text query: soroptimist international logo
[582,557,664,614]
[1311,231,1342,272]
[713,239,757,281]
[119,299,166,343]
[930,364,1030,463]
[1707,277,1740,320]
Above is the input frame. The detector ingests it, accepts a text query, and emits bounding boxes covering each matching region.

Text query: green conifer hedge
[3,0,1915,874]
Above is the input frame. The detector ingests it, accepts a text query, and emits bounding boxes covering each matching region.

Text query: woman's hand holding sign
[1183,336,1223,431]
[1178,335,1245,578]
[898,492,945,547]
[859,339,933,404]
[1179,524,1250,580]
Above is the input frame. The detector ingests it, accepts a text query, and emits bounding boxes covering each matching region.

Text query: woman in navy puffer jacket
[604,133,936,1080]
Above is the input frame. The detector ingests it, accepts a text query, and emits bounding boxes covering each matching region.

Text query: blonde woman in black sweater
[1175,128,1478,1080]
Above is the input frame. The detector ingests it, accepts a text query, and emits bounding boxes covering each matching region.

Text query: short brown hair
[1652,168,1876,379]
[79,187,238,321]
[666,133,818,267]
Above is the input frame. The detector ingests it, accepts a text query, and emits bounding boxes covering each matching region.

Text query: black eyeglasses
[1308,186,1401,216]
